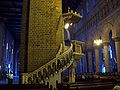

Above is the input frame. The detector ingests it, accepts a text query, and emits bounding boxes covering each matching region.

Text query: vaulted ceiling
[0,0,82,42]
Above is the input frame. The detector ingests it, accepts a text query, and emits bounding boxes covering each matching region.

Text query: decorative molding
[62,12,82,24]
[113,37,120,42]
[102,41,110,46]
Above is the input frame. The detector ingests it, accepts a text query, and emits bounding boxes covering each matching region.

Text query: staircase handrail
[32,44,72,74]
[56,43,63,57]
[22,43,73,83]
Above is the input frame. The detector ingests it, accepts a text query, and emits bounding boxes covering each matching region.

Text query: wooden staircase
[20,12,83,90]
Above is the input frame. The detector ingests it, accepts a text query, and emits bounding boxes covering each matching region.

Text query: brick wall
[27,0,63,72]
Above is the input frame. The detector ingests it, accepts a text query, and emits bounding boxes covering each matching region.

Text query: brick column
[20,0,63,72]
[113,37,120,73]
[103,42,110,72]
[94,46,100,73]
[88,49,93,73]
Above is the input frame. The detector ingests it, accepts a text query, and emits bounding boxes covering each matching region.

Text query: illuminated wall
[21,0,63,72]
[74,0,120,73]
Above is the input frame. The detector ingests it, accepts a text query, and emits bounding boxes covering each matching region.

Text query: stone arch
[102,22,113,42]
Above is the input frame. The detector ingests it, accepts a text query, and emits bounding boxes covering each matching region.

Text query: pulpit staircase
[21,40,84,89]
[21,11,83,90]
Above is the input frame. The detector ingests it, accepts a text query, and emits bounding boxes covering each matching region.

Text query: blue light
[6,43,8,50]
[110,50,112,59]
[8,64,10,68]
[102,64,105,73]
[109,45,113,59]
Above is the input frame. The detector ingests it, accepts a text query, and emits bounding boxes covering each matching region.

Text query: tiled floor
[0,76,19,84]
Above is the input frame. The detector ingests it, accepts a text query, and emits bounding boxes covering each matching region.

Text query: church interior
[0,0,120,90]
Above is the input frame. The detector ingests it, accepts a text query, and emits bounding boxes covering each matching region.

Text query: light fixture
[70,23,73,26]
[94,39,102,46]
[64,23,70,29]
[8,64,10,68]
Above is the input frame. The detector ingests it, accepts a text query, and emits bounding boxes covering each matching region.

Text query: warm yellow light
[70,23,73,26]
[64,23,70,29]
[94,39,102,46]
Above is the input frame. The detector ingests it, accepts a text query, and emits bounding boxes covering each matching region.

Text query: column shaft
[103,45,110,72]
[83,57,87,73]
[115,41,120,73]
[95,48,100,72]
[88,51,93,73]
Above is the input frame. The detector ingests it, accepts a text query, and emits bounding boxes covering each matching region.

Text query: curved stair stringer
[21,43,74,87]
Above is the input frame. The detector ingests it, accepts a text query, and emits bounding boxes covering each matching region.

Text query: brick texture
[27,0,63,72]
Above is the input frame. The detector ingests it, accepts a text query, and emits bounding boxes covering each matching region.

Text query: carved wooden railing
[21,44,73,84]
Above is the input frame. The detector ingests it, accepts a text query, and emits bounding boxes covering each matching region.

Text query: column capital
[102,41,109,46]
[113,37,120,42]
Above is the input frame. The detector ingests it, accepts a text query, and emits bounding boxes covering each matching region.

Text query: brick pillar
[20,0,63,72]
[103,42,110,72]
